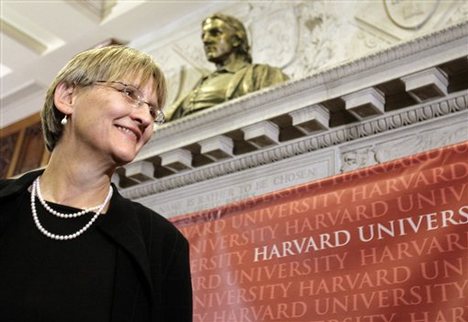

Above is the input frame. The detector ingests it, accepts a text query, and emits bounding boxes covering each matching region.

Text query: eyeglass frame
[92,80,165,125]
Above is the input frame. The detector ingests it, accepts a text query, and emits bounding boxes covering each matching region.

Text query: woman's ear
[54,82,76,115]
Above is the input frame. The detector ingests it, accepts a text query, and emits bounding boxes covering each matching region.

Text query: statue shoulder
[251,63,282,71]
[247,63,289,86]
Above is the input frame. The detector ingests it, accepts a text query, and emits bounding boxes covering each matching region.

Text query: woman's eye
[122,88,134,97]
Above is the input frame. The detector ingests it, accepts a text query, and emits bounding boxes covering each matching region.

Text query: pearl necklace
[36,177,101,218]
[30,178,113,241]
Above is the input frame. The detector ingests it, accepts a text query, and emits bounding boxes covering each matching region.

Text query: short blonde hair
[41,45,167,151]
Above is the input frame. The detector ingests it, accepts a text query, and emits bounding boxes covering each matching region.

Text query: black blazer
[0,170,193,322]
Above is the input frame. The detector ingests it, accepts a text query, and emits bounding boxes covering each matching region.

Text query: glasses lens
[97,81,162,123]
[123,85,141,103]
[155,110,165,125]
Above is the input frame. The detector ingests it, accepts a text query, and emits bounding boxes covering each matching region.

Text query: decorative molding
[242,121,279,148]
[200,135,234,161]
[343,87,385,120]
[290,104,329,134]
[124,160,155,183]
[160,149,192,172]
[401,67,448,102]
[122,91,468,200]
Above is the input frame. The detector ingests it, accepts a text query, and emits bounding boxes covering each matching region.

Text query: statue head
[202,13,252,64]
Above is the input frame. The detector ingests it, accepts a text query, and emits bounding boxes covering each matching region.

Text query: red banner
[172,142,468,322]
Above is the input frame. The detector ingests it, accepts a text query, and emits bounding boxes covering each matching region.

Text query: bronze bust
[165,13,289,121]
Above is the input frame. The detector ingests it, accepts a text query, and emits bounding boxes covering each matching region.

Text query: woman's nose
[131,104,153,127]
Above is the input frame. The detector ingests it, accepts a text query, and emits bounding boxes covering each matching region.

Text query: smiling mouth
[115,125,138,141]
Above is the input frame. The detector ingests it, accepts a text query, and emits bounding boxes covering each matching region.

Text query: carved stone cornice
[120,22,468,205]
[122,91,467,200]
[137,21,468,161]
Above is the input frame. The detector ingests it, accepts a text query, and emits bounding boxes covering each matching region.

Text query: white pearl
[30,178,113,241]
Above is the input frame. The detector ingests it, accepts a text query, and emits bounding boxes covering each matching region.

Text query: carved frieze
[374,121,468,163]
[249,6,298,69]
[384,0,440,30]
[141,150,335,216]
[340,148,377,173]
[355,0,463,43]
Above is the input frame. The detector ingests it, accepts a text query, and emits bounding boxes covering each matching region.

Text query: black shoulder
[131,201,188,242]
[0,170,43,200]
[0,178,18,200]
[0,179,13,190]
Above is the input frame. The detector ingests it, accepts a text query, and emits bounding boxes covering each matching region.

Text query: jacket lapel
[225,62,250,99]
[97,187,154,319]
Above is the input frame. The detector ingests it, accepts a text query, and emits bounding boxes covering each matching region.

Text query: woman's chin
[112,151,138,167]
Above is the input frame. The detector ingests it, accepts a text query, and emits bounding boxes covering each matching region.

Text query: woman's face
[66,76,157,166]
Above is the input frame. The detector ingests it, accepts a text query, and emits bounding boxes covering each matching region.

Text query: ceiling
[0,0,223,127]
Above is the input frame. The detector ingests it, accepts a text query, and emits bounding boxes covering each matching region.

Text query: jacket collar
[218,59,249,74]
[0,169,43,200]
[0,169,154,303]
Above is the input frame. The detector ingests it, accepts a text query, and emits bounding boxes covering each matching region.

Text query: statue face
[202,18,236,64]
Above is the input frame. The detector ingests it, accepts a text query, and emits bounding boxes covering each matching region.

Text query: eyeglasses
[94,80,165,125]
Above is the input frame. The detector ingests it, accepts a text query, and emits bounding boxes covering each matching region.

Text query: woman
[0,46,192,321]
